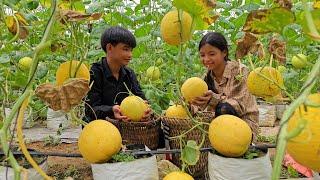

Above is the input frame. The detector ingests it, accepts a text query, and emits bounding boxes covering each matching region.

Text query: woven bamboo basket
[106,115,160,150]
[161,111,215,178]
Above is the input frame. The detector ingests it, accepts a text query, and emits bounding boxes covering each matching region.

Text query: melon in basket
[120,95,148,122]
[165,104,189,119]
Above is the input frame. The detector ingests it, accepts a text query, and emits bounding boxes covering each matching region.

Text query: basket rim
[106,115,160,126]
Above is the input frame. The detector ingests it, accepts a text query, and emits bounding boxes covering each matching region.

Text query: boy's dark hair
[100,26,136,52]
[198,32,230,61]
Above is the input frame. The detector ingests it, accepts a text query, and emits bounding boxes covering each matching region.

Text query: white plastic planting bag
[5,107,33,129]
[0,158,48,180]
[46,108,70,130]
[91,155,159,180]
[208,151,272,180]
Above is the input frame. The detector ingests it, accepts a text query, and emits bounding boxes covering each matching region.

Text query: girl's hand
[191,90,213,106]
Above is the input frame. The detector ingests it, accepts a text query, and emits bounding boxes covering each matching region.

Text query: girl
[192,32,259,141]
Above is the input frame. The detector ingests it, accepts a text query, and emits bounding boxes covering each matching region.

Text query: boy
[85,26,151,122]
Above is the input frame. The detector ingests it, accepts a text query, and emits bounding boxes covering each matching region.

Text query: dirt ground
[27,142,93,180]
[20,119,309,180]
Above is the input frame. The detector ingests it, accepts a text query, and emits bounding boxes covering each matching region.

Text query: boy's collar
[102,57,127,78]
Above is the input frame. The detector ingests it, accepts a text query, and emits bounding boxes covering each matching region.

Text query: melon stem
[0,0,58,178]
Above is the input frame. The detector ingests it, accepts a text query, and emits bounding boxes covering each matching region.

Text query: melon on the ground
[78,120,122,163]
[163,171,194,180]
[208,115,252,157]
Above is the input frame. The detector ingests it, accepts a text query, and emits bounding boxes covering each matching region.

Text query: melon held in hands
[120,96,148,122]
[181,77,208,102]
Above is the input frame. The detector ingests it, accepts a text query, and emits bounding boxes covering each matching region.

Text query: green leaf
[297,9,320,37]
[243,7,295,34]
[181,140,200,166]
[173,0,203,15]
[73,1,86,12]
[173,0,218,29]
[35,63,48,79]
[133,45,146,58]
[27,0,39,10]
[135,26,149,37]
[140,0,150,6]
[0,54,10,64]
[10,71,28,88]
[239,3,260,11]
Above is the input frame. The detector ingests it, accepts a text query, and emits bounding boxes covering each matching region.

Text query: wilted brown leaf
[268,37,286,64]
[202,15,219,25]
[35,78,90,112]
[199,0,216,9]
[5,13,29,39]
[243,8,294,34]
[58,10,102,24]
[274,0,293,9]
[249,42,265,60]
[88,13,103,21]
[236,33,259,60]
[15,13,28,26]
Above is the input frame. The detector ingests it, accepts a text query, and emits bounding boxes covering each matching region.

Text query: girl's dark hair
[198,32,229,61]
[101,26,136,52]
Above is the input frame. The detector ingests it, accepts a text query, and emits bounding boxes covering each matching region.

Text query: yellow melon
[165,105,189,119]
[181,77,208,102]
[18,57,32,72]
[163,171,194,180]
[208,115,252,157]
[247,67,283,98]
[56,60,90,86]
[78,120,122,163]
[120,96,148,122]
[291,54,308,69]
[286,93,320,172]
[146,66,160,81]
[160,10,192,45]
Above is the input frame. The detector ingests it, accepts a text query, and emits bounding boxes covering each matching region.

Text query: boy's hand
[141,101,152,121]
[141,108,152,121]
[112,105,130,121]
[191,90,213,106]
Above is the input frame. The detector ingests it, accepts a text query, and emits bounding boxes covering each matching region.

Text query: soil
[5,120,308,180]
[26,142,93,180]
